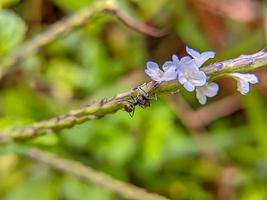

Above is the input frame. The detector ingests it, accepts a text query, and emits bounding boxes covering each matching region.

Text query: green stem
[0,49,267,144]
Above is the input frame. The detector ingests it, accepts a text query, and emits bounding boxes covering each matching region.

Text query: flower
[196,83,219,104]
[229,73,259,95]
[177,57,207,92]
[186,46,215,67]
[145,61,178,82]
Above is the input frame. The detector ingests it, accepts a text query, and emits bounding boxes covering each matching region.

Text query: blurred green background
[0,0,267,199]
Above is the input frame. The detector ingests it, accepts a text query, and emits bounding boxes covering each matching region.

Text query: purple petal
[145,61,161,81]
[172,54,180,65]
[162,66,178,81]
[190,71,207,86]
[146,61,159,70]
[179,56,193,65]
[196,92,207,104]
[162,61,175,71]
[184,82,195,92]
[178,74,187,84]
[205,83,219,97]
[186,46,200,58]
[195,51,216,67]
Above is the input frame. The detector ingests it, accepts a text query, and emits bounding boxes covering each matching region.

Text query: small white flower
[186,46,215,67]
[196,83,219,104]
[145,61,177,82]
[177,57,207,92]
[162,54,180,71]
[229,73,259,95]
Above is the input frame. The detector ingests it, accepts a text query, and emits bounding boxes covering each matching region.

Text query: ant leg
[139,104,145,109]
[129,106,135,117]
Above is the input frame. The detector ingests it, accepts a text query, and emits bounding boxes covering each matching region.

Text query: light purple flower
[177,57,207,92]
[145,46,216,96]
[186,46,215,67]
[196,83,219,104]
[229,73,258,95]
[145,61,177,82]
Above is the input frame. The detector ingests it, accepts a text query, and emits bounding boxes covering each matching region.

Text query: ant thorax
[123,87,152,117]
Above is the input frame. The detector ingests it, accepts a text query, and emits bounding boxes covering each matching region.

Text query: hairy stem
[0,49,267,144]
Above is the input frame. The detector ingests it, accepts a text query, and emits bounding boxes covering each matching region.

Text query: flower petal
[189,70,207,86]
[179,56,193,65]
[195,51,216,67]
[162,61,175,71]
[178,59,207,91]
[186,46,215,67]
[178,58,199,73]
[230,73,259,95]
[196,83,219,104]
[178,74,187,84]
[186,46,200,58]
[196,91,207,104]
[204,83,219,97]
[145,61,162,81]
[237,80,249,95]
[161,66,178,81]
[172,54,180,65]
[184,82,195,92]
[146,61,159,70]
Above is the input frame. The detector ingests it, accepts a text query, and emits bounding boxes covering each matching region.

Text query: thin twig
[0,49,267,143]
[24,148,170,200]
[202,48,267,77]
[0,0,165,78]
[112,8,167,37]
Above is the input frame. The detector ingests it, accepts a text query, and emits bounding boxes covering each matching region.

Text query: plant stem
[0,49,267,144]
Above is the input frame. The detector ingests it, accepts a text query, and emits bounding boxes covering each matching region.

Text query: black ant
[124,82,159,117]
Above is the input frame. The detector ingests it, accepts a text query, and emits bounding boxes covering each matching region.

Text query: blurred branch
[167,94,242,132]
[24,148,170,200]
[195,94,242,126]
[112,8,167,37]
[0,0,165,78]
[165,95,207,132]
[0,49,267,143]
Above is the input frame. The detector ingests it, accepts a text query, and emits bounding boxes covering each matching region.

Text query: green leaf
[0,9,26,56]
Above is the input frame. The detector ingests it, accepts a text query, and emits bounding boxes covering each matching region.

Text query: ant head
[124,103,135,117]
